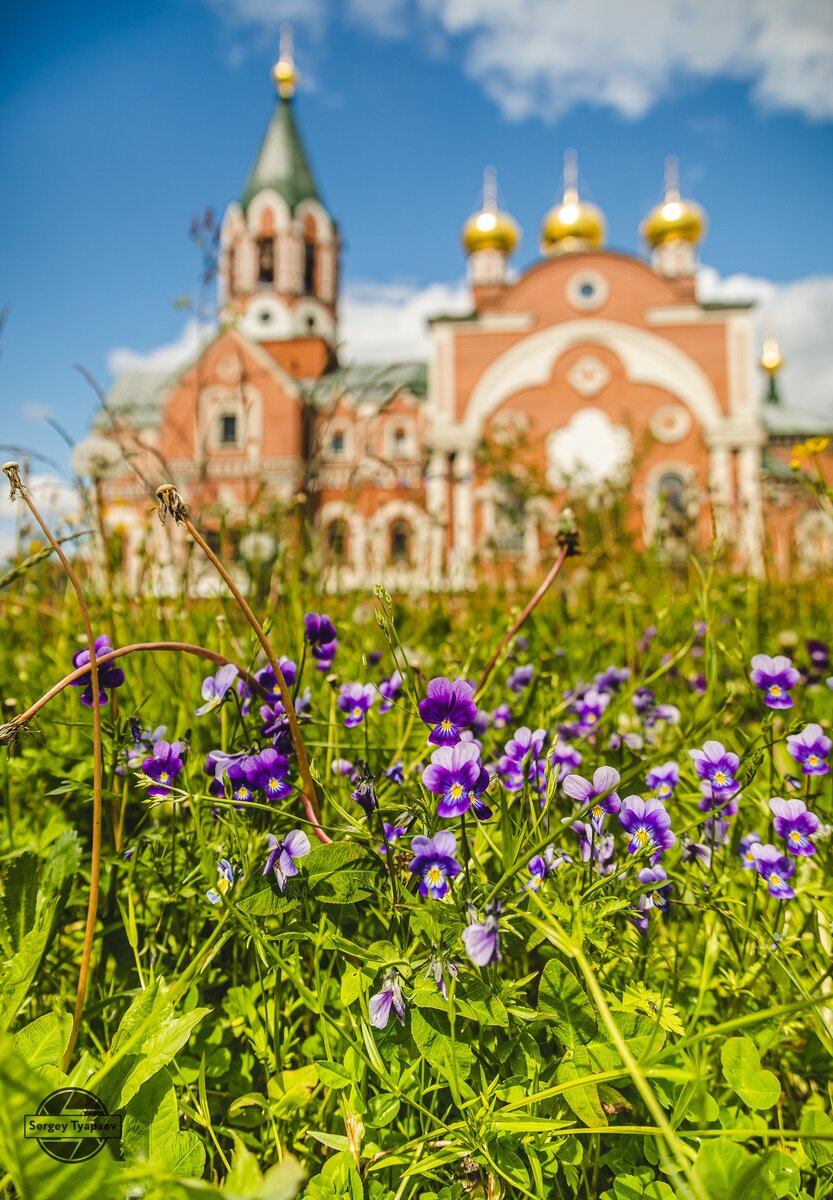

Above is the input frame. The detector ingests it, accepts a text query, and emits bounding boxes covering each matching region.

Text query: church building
[96,33,832,591]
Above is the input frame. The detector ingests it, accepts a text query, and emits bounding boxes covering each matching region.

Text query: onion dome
[462,167,520,255]
[642,156,706,248]
[272,25,298,100]
[541,151,606,255]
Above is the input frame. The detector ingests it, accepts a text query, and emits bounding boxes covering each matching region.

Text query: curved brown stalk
[156,485,330,844]
[3,463,102,1070]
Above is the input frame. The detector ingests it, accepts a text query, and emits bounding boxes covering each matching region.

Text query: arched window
[303,237,316,295]
[390,519,410,565]
[327,519,348,564]
[656,472,690,549]
[257,236,275,284]
[219,413,238,446]
[330,429,345,457]
[391,426,407,457]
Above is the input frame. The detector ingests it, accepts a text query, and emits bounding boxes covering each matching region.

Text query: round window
[566,270,609,311]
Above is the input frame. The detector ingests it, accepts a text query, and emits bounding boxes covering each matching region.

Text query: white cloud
[207,0,326,38]
[107,319,215,377]
[339,279,470,361]
[697,266,833,417]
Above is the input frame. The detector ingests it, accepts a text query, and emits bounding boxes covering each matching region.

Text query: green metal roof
[241,98,320,212]
[311,362,428,407]
[94,369,174,431]
[763,403,833,438]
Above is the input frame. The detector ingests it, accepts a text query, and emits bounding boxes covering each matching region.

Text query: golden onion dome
[462,167,520,256]
[541,151,606,255]
[272,25,297,99]
[642,156,706,247]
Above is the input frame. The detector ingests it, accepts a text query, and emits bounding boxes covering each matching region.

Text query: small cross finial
[483,166,498,213]
[273,24,297,99]
[664,155,680,202]
[563,149,579,204]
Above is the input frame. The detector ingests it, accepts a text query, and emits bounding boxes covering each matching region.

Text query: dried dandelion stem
[3,462,102,1069]
[156,484,330,844]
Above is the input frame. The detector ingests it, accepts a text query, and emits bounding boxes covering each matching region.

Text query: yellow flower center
[450,783,464,799]
[352,706,363,718]
[216,875,230,895]
[268,778,280,791]
[770,685,782,697]
[770,872,782,887]
[592,804,603,820]
[808,755,820,766]
[238,787,249,799]
[713,771,727,785]
[586,714,597,725]
[659,784,671,797]
[788,831,802,844]
[635,828,650,847]
[427,866,443,886]
[159,772,170,783]
[440,719,453,732]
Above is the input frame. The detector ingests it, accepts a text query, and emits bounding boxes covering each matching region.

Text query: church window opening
[494,485,526,555]
[656,472,690,550]
[220,414,238,446]
[392,426,407,456]
[330,429,345,456]
[227,244,236,293]
[257,236,275,283]
[390,519,410,564]
[303,237,316,295]
[327,519,347,564]
[205,529,222,556]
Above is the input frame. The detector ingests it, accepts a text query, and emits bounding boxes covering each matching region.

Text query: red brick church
[94,32,832,591]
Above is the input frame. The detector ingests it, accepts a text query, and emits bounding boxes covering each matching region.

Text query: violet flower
[304,612,338,671]
[770,797,820,856]
[70,635,125,707]
[462,901,502,967]
[337,682,375,728]
[739,831,762,869]
[508,665,534,693]
[572,687,610,731]
[195,663,239,716]
[141,740,186,797]
[369,968,406,1029]
[418,678,477,746]
[645,762,680,800]
[422,742,490,819]
[550,742,583,780]
[350,759,378,817]
[750,654,801,709]
[618,796,676,857]
[408,831,461,899]
[206,859,234,905]
[243,748,292,801]
[688,740,740,796]
[379,822,408,854]
[595,665,630,694]
[562,765,621,832]
[384,762,405,785]
[786,724,831,776]
[379,670,403,713]
[750,843,796,899]
[263,829,311,891]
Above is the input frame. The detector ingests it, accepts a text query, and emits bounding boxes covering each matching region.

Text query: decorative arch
[462,319,723,440]
[316,501,367,574]
[367,500,430,570]
[642,459,700,545]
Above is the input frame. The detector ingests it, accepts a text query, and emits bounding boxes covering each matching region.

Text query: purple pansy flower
[203,749,246,799]
[263,829,311,891]
[304,612,337,671]
[499,727,548,796]
[645,762,680,800]
[750,654,801,709]
[570,821,616,873]
[331,757,355,776]
[419,678,478,746]
[385,762,405,785]
[525,846,569,891]
[508,665,534,693]
[698,780,740,819]
[688,740,740,796]
[633,865,672,932]
[770,797,820,856]
[70,635,125,707]
[429,957,459,1000]
[595,665,630,694]
[379,670,403,713]
[239,657,297,713]
[550,742,583,780]
[750,842,796,899]
[350,759,378,817]
[572,687,610,732]
[619,796,676,857]
[141,740,186,797]
[807,639,830,671]
[492,703,513,729]
[409,831,461,899]
[206,859,234,905]
[369,968,406,1029]
[786,723,831,776]
[422,742,491,819]
[379,822,408,854]
[195,663,239,716]
[337,682,375,728]
[562,766,621,832]
[739,831,762,868]
[462,901,501,967]
[244,748,292,801]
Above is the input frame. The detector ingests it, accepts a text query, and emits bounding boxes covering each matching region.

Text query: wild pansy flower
[239,657,297,714]
[492,703,512,729]
[331,757,355,777]
[750,653,801,709]
[619,796,676,857]
[350,759,378,817]
[369,968,406,1029]
[750,843,796,899]
[787,723,831,776]
[203,749,246,798]
[385,762,405,785]
[770,797,820,856]
[304,612,338,671]
[206,859,234,905]
[572,687,609,731]
[633,687,655,714]
[633,865,671,932]
[525,846,569,891]
[562,765,621,832]
[409,831,461,899]
[638,625,658,655]
[379,821,408,854]
[550,742,583,780]
[195,663,239,716]
[595,665,630,694]
[378,670,403,713]
[243,748,291,801]
[418,677,477,746]
[428,957,459,1000]
[688,740,740,796]
[422,742,491,819]
[337,682,375,728]
[499,727,548,797]
[645,762,680,800]
[807,638,830,672]
[141,740,186,797]
[263,829,311,891]
[70,635,125,707]
[570,822,616,873]
[608,731,644,751]
[698,780,740,819]
[739,831,762,869]
[508,665,534,693]
[462,901,501,967]
[124,724,167,769]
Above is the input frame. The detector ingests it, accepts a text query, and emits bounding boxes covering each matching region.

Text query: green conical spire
[241,97,320,211]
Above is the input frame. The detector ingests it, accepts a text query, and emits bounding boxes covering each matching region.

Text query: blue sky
[2,0,833,494]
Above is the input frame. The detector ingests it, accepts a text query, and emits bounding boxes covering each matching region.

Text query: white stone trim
[293,298,336,343]
[643,460,699,545]
[367,499,430,573]
[246,189,292,235]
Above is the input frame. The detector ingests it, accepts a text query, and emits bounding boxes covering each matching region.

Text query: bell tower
[219,27,339,376]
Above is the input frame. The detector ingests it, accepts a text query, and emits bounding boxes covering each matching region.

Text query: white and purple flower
[462,901,501,967]
[688,740,740,796]
[418,677,478,746]
[408,831,461,899]
[206,859,234,905]
[422,742,492,819]
[750,654,801,709]
[337,682,376,728]
[645,761,680,800]
[263,829,311,891]
[619,796,676,857]
[770,797,820,856]
[562,766,621,832]
[369,968,406,1029]
[786,724,831,776]
[750,842,796,899]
